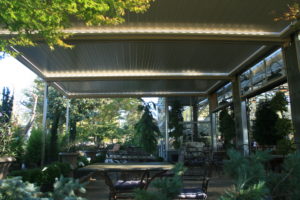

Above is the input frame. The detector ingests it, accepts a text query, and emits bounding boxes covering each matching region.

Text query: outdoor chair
[176,177,210,200]
[183,164,212,182]
[109,171,149,200]
[210,151,227,176]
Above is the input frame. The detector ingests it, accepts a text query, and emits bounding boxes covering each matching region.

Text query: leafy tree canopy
[0,0,154,55]
[253,92,292,146]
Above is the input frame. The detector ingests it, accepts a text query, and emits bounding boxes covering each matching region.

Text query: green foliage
[0,176,86,200]
[0,176,41,199]
[0,123,14,157]
[0,0,155,55]
[253,101,278,145]
[253,92,292,146]
[275,139,295,155]
[10,168,44,186]
[76,98,142,145]
[169,101,184,149]
[224,149,271,186]
[0,87,14,124]
[91,151,107,163]
[77,155,90,167]
[25,128,43,166]
[9,126,26,162]
[0,87,15,156]
[221,148,300,200]
[267,152,300,200]
[219,108,235,148]
[25,79,142,152]
[134,102,160,154]
[9,162,71,192]
[270,92,288,113]
[49,176,86,200]
[221,149,271,200]
[135,163,185,200]
[219,181,269,200]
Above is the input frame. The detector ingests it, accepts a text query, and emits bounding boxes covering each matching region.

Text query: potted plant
[0,123,16,179]
[58,142,79,170]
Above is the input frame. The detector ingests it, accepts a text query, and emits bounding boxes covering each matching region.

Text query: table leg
[99,172,116,200]
[144,170,167,189]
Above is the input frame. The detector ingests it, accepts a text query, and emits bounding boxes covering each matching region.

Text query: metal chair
[177,177,210,200]
[109,171,149,200]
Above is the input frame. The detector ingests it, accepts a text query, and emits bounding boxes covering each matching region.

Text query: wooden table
[80,162,174,199]
[81,162,174,172]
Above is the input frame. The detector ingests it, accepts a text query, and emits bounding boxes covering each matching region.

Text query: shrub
[9,162,71,192]
[220,149,271,200]
[9,168,44,185]
[0,176,86,200]
[25,128,43,167]
[0,176,40,199]
[134,102,160,154]
[219,108,235,148]
[253,92,292,147]
[221,149,300,200]
[267,152,300,200]
[9,126,26,163]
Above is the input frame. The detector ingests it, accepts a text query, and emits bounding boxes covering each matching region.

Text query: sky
[0,54,37,124]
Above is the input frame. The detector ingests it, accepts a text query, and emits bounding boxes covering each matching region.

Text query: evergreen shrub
[9,162,71,192]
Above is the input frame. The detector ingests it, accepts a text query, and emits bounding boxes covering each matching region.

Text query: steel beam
[68,91,207,98]
[41,82,49,167]
[165,97,169,161]
[209,93,218,152]
[65,98,70,143]
[282,33,300,150]
[45,73,230,82]
[232,76,249,155]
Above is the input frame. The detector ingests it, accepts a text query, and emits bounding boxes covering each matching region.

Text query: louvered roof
[9,0,295,98]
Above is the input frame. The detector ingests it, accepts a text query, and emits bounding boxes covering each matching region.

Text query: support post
[282,33,300,150]
[41,82,49,167]
[232,76,249,155]
[209,93,218,152]
[165,97,169,160]
[192,97,198,139]
[65,98,70,144]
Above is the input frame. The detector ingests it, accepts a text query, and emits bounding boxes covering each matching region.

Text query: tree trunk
[23,94,38,135]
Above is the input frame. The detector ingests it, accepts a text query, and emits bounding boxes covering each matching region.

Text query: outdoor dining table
[80,162,174,196]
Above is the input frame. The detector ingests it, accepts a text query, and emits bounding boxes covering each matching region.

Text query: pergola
[4,0,300,156]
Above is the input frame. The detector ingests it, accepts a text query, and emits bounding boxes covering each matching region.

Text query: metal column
[209,93,218,152]
[65,98,70,143]
[232,76,249,155]
[283,33,300,150]
[165,97,169,160]
[41,82,49,167]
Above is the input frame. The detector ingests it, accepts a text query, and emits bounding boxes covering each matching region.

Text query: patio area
[1,0,300,200]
